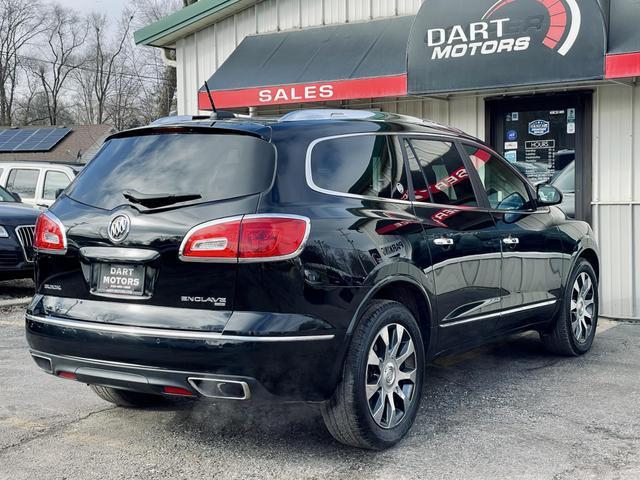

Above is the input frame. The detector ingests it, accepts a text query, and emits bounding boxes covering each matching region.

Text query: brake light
[180,215,310,262]
[34,212,67,254]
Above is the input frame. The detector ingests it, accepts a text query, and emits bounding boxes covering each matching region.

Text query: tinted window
[311,135,409,201]
[407,139,478,207]
[465,145,533,211]
[6,169,39,198]
[43,171,71,200]
[0,186,16,202]
[66,133,276,210]
[403,140,429,202]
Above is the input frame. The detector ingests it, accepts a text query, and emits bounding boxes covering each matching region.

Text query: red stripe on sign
[198,75,408,109]
[606,53,640,79]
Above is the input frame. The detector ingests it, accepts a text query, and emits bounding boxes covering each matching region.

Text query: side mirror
[537,184,563,206]
[11,192,22,202]
[55,188,65,199]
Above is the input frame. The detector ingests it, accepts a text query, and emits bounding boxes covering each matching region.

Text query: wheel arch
[577,248,599,280]
[348,276,436,356]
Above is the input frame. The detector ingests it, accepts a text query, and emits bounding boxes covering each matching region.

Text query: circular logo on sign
[108,215,130,243]
[507,130,518,141]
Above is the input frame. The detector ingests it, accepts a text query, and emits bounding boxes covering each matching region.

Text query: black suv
[26,110,599,449]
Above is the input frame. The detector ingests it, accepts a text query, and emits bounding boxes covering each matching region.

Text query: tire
[321,300,425,450]
[541,259,599,356]
[90,385,168,408]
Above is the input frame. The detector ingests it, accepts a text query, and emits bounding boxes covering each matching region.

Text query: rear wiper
[123,190,202,208]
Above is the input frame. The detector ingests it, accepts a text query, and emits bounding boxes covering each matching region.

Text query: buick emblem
[108,215,130,243]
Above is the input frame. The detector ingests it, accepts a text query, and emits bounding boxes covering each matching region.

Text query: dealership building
[135,0,640,320]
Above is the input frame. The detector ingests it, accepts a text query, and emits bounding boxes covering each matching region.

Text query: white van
[0,162,82,208]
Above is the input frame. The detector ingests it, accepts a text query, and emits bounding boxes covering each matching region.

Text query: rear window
[66,133,275,210]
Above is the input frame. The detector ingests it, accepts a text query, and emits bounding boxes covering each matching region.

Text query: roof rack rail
[279,109,383,122]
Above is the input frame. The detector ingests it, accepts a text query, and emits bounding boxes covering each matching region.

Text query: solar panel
[0,127,72,152]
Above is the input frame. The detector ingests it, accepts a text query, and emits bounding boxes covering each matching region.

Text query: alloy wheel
[365,323,418,429]
[570,272,596,344]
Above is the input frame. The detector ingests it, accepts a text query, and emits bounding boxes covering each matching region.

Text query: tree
[87,12,134,124]
[0,0,45,126]
[35,5,88,125]
[132,0,181,119]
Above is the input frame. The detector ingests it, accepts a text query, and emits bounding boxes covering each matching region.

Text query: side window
[43,171,71,200]
[407,139,478,207]
[311,135,408,201]
[6,169,39,198]
[464,145,533,211]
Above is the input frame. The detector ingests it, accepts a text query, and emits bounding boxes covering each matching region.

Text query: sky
[55,0,132,22]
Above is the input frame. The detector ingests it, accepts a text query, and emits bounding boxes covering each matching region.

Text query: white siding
[175,0,426,114]
[592,84,640,319]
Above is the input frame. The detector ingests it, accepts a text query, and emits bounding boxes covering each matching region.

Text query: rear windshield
[66,133,275,210]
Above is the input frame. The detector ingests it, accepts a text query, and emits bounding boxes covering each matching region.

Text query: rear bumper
[26,312,346,402]
[29,349,273,401]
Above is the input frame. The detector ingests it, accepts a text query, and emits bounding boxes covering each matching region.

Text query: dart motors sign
[407,0,607,94]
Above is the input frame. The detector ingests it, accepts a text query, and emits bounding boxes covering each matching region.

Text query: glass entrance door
[488,94,592,221]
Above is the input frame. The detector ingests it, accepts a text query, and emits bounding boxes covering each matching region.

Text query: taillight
[180,214,310,262]
[179,216,242,261]
[34,212,67,254]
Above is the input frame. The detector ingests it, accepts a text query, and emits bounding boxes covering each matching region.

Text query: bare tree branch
[0,0,45,125]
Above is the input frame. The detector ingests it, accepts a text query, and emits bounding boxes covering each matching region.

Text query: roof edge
[134,0,254,47]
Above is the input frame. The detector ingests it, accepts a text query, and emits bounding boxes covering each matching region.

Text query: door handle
[433,237,454,246]
[502,237,520,246]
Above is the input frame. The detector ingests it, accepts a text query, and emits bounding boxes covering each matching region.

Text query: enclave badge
[108,215,130,243]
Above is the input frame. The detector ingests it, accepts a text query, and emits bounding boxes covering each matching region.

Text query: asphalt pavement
[0,278,34,303]
[1,302,639,480]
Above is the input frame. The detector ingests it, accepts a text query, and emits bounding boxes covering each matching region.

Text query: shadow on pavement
[0,278,35,300]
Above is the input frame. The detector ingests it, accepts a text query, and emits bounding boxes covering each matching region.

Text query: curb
[0,297,32,307]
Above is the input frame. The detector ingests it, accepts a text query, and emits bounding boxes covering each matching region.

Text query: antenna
[204,80,218,121]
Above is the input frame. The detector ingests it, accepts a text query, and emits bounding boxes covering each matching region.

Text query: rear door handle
[502,237,520,245]
[433,237,454,246]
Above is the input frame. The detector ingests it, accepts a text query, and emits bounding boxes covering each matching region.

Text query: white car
[0,162,82,208]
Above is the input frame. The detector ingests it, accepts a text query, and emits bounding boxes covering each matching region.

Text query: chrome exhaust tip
[187,377,251,400]
[31,353,53,373]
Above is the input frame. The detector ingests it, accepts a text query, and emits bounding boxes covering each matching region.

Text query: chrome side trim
[26,313,335,342]
[441,300,557,328]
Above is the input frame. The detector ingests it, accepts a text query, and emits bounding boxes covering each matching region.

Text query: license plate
[95,264,145,296]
